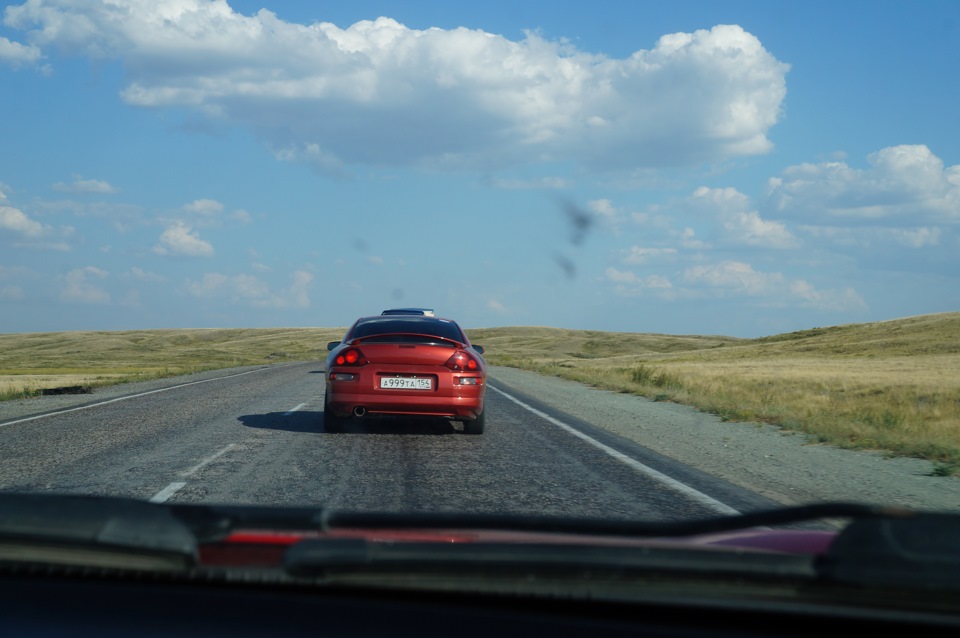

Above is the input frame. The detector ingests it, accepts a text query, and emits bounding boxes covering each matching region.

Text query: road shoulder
[489,366,960,512]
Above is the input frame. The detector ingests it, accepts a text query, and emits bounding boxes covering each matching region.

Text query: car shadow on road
[238,411,460,435]
[238,411,324,433]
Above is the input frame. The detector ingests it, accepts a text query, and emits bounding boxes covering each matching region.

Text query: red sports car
[324,313,486,434]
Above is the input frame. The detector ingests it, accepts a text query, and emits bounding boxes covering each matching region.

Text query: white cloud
[60,266,110,304]
[691,186,798,248]
[487,299,507,313]
[153,221,214,257]
[124,267,166,283]
[52,177,117,193]
[183,198,224,215]
[606,267,672,296]
[722,210,798,248]
[487,176,570,190]
[682,260,866,311]
[683,260,783,296]
[766,145,960,224]
[622,246,677,264]
[0,204,49,237]
[0,35,41,68]
[800,225,944,249]
[588,199,618,220]
[185,269,314,309]
[4,3,789,171]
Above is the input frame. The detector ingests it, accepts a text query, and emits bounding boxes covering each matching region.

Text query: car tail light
[334,348,367,366]
[445,351,480,371]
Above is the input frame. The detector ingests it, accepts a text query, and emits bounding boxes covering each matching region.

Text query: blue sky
[1,1,958,337]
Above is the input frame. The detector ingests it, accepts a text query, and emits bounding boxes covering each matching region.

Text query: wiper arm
[319,502,911,538]
[0,493,197,570]
[285,538,815,579]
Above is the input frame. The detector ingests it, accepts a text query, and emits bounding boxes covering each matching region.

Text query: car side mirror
[472,345,485,355]
[327,341,341,351]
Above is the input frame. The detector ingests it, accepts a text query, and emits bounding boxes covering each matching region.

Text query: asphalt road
[0,362,781,521]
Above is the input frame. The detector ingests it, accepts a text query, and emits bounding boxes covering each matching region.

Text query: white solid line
[488,385,742,516]
[284,402,307,416]
[0,366,281,429]
[149,482,186,504]
[181,444,237,478]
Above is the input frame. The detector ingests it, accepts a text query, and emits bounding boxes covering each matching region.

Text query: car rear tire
[463,410,485,435]
[324,390,346,433]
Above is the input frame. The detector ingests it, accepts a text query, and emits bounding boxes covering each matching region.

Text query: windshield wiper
[0,493,197,571]
[284,537,815,579]
[318,502,910,537]
[4,494,960,596]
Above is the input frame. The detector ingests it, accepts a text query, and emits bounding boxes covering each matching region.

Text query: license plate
[380,377,432,390]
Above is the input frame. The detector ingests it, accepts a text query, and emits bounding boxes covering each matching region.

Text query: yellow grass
[0,327,345,399]
[471,312,960,474]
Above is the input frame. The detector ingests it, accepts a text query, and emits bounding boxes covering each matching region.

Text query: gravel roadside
[488,366,960,513]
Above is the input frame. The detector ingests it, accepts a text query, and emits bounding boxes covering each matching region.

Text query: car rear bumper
[327,392,484,420]
[326,369,485,420]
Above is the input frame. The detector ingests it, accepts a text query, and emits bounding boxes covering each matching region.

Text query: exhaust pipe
[353,406,367,418]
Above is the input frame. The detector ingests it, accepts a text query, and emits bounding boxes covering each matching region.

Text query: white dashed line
[181,444,237,478]
[149,482,187,504]
[284,402,307,416]
[488,384,742,516]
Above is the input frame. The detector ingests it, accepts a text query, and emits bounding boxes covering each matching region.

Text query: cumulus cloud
[52,177,117,193]
[183,198,224,215]
[185,269,313,308]
[4,2,789,172]
[682,260,865,311]
[605,267,672,296]
[153,221,214,257]
[690,186,798,248]
[800,224,944,249]
[0,35,42,68]
[60,266,110,304]
[622,246,677,264]
[606,259,865,311]
[766,145,960,224]
[0,202,49,237]
[124,267,166,283]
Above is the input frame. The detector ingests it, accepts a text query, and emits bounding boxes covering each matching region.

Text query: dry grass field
[471,312,960,475]
[2,313,957,473]
[0,327,345,398]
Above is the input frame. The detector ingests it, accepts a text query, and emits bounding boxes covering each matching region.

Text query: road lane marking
[149,482,186,504]
[489,385,742,516]
[0,366,285,429]
[181,444,236,477]
[284,402,307,416]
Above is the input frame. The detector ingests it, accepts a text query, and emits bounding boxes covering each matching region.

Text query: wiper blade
[0,493,197,570]
[320,502,910,538]
[285,538,815,579]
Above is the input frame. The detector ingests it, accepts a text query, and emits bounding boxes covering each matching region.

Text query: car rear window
[348,317,465,344]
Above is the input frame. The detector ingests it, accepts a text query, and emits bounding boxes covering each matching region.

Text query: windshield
[0,0,958,588]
